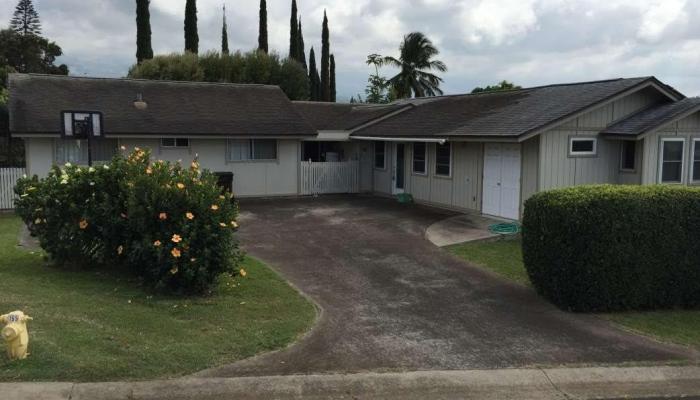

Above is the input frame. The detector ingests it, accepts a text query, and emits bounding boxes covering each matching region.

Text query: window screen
[413,142,426,174]
[693,140,700,182]
[569,138,597,156]
[621,141,636,170]
[227,139,277,161]
[661,139,684,183]
[374,141,385,169]
[435,143,451,176]
[161,138,190,148]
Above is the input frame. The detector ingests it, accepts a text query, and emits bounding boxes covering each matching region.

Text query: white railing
[0,168,25,210]
[300,161,359,195]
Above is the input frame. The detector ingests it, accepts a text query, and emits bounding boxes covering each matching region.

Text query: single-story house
[8,73,700,220]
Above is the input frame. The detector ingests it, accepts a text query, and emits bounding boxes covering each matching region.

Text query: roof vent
[134,93,148,110]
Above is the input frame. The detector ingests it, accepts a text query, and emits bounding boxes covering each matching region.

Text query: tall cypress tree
[258,0,268,53]
[309,47,321,101]
[289,0,298,60]
[320,10,330,102]
[184,0,198,53]
[297,19,307,69]
[136,0,153,63]
[10,0,41,36]
[330,54,336,102]
[221,3,229,54]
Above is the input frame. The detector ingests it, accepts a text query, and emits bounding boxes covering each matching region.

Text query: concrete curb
[3,366,700,400]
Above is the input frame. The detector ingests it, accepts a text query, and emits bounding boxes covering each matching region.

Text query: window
[62,112,102,139]
[435,142,451,177]
[692,139,700,183]
[227,139,277,161]
[374,141,385,169]
[412,142,427,174]
[569,137,597,156]
[659,138,685,184]
[620,141,637,171]
[55,139,117,165]
[161,138,190,148]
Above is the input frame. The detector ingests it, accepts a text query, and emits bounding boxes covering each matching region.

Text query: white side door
[499,144,521,220]
[482,143,502,217]
[482,143,521,220]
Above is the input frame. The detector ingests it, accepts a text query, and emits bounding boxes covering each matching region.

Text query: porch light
[133,93,148,110]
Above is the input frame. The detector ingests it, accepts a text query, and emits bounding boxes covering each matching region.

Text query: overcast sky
[2,0,700,100]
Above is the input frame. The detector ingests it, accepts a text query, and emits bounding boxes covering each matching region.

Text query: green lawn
[448,237,700,349]
[0,215,316,382]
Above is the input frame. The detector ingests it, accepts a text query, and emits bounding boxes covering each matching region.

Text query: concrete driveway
[200,196,690,377]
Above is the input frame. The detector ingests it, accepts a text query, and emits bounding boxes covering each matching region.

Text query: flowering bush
[15,148,242,295]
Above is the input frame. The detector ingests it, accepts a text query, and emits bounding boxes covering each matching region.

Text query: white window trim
[160,138,191,149]
[412,142,427,175]
[658,137,686,184]
[226,139,279,163]
[691,138,700,184]
[374,141,386,170]
[434,142,452,178]
[568,137,598,157]
[619,140,637,172]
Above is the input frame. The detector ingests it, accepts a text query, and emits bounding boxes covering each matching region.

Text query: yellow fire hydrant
[1,311,32,360]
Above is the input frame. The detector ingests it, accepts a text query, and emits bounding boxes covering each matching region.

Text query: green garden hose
[488,222,520,236]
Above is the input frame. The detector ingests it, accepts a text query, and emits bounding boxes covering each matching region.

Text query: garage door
[482,143,521,220]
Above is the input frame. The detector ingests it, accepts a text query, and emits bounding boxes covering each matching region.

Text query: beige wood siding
[24,138,53,178]
[372,141,392,195]
[521,136,539,208]
[539,87,666,190]
[402,142,483,212]
[617,139,643,185]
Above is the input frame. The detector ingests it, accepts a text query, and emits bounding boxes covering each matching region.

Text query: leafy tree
[320,10,330,101]
[0,29,68,75]
[363,54,393,104]
[289,0,298,61]
[308,47,321,101]
[136,0,153,63]
[10,0,41,36]
[258,0,268,53]
[221,3,229,54]
[128,51,310,100]
[297,19,306,70]
[471,80,521,94]
[330,54,336,102]
[383,32,447,98]
[184,0,198,54]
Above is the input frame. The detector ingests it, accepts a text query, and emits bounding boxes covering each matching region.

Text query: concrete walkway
[425,212,500,246]
[5,366,700,399]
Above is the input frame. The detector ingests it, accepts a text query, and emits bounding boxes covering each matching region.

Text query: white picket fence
[0,168,25,210]
[300,161,359,195]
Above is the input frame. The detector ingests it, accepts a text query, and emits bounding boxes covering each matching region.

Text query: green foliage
[308,47,321,101]
[258,0,268,53]
[14,149,242,295]
[128,51,309,100]
[136,0,153,63]
[330,54,336,102]
[364,54,395,104]
[128,52,204,81]
[321,11,331,102]
[10,0,41,36]
[522,185,700,312]
[0,28,68,75]
[472,80,521,94]
[297,20,306,69]
[289,0,298,60]
[184,0,198,54]
[382,32,447,98]
[221,4,229,54]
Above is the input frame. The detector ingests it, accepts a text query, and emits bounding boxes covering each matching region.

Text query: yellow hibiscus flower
[79,219,88,230]
[171,248,181,258]
[185,212,195,220]
[171,234,182,243]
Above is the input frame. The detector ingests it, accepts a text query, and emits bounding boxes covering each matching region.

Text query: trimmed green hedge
[522,185,700,312]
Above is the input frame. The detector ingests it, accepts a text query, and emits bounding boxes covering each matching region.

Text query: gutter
[351,136,448,145]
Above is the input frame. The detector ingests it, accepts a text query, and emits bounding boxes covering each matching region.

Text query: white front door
[482,143,521,220]
[392,143,406,194]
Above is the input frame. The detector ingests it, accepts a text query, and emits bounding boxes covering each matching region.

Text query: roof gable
[350,77,683,140]
[601,97,700,137]
[9,74,317,137]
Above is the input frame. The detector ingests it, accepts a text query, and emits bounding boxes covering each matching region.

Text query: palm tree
[383,32,447,98]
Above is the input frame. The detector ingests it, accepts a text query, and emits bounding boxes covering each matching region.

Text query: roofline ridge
[9,73,279,89]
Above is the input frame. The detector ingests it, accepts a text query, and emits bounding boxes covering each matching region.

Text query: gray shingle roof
[292,101,406,131]
[352,77,675,139]
[9,74,316,137]
[601,98,700,137]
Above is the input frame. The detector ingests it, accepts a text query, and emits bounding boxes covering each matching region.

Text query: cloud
[1,0,700,99]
